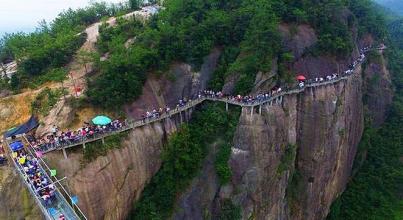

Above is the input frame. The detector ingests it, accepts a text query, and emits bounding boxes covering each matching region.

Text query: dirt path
[63,11,139,97]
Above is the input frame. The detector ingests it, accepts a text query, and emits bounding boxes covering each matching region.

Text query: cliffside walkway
[4,138,85,220]
[41,46,386,157]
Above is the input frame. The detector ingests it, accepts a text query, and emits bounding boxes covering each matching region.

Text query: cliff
[362,50,394,126]
[45,112,192,219]
[169,64,368,220]
[41,48,221,219]
[0,20,394,220]
[226,67,364,220]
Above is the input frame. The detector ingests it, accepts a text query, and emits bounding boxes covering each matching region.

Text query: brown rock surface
[279,24,317,60]
[126,48,221,120]
[362,51,393,126]
[45,112,193,220]
[35,98,76,136]
[228,69,364,220]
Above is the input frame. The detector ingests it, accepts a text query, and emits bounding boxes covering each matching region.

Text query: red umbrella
[296,75,306,81]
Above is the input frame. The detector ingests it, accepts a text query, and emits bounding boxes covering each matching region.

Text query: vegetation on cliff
[86,0,387,109]
[31,87,66,117]
[130,103,240,219]
[83,130,130,163]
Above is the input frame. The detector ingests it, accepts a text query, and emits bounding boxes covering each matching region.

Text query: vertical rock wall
[228,71,364,220]
[45,111,193,220]
[362,51,393,126]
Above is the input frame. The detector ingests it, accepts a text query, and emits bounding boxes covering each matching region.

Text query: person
[0,153,6,165]
[51,125,58,136]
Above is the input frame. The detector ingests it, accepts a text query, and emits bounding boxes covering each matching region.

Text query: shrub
[31,88,66,116]
[215,143,233,185]
[83,131,129,163]
[218,199,242,220]
[277,144,297,174]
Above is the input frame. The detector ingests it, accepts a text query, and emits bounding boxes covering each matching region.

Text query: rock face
[227,70,364,220]
[0,166,42,220]
[42,48,220,220]
[362,51,393,126]
[36,98,76,136]
[172,143,220,220]
[126,48,221,120]
[46,111,192,220]
[279,24,317,60]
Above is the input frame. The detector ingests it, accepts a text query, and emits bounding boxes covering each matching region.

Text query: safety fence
[5,138,84,220]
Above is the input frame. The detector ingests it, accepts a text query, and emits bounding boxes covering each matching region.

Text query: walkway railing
[39,46,383,153]
[6,140,54,220]
[23,135,88,220]
[5,138,82,220]
[45,76,350,151]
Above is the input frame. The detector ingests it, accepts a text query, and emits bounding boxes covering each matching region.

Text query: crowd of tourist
[12,148,55,206]
[30,46,372,152]
[138,48,369,122]
[28,120,125,152]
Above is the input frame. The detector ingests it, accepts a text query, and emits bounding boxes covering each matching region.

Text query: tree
[129,0,142,10]
[10,74,20,90]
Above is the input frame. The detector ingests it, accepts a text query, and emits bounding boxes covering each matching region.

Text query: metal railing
[5,138,81,220]
[5,139,54,220]
[23,135,88,220]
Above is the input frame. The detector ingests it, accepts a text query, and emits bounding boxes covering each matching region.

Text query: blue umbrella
[92,115,112,126]
[10,141,24,151]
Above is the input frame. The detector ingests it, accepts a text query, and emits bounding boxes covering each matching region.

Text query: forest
[88,0,386,109]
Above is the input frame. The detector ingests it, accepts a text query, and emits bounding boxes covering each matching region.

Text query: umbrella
[18,157,26,164]
[10,141,24,151]
[296,75,306,81]
[92,115,112,125]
